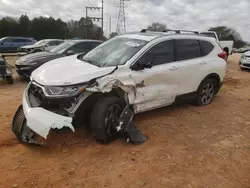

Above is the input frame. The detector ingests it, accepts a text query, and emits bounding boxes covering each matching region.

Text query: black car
[15,40,102,79]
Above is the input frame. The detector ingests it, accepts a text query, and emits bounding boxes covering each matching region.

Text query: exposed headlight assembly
[44,85,86,98]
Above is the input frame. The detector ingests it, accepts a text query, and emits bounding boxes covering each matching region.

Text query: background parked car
[18,39,64,55]
[0,37,36,53]
[239,51,250,70]
[15,39,103,79]
[199,31,234,58]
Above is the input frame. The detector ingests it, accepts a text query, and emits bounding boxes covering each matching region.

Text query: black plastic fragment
[119,105,147,144]
[12,105,43,146]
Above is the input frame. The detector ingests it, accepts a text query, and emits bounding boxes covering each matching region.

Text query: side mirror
[66,50,74,56]
[144,62,152,69]
[130,61,152,71]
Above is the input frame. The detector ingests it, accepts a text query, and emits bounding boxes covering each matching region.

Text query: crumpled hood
[31,54,116,86]
[16,51,60,65]
[244,51,250,56]
[20,44,43,49]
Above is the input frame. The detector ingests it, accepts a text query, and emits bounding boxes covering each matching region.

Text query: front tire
[195,78,218,106]
[90,96,125,144]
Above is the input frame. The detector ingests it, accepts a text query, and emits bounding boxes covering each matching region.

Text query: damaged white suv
[12,30,227,144]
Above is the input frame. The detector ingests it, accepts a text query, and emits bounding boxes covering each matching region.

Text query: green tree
[110,32,118,38]
[208,26,246,48]
[147,22,167,32]
[18,15,30,37]
[0,15,104,41]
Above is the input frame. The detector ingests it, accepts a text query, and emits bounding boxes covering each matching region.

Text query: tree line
[0,15,106,41]
[0,16,247,48]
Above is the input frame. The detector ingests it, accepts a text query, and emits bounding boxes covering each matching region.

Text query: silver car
[18,39,64,55]
[239,51,250,70]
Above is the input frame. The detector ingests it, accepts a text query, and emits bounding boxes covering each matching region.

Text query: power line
[116,0,130,34]
[85,0,104,38]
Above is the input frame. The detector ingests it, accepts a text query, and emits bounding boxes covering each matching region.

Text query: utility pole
[116,0,130,34]
[109,17,112,37]
[85,0,104,39]
[102,0,104,34]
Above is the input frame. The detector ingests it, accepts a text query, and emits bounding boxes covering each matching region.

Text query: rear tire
[195,78,218,106]
[90,96,126,144]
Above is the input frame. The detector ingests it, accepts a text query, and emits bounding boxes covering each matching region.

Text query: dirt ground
[0,54,250,188]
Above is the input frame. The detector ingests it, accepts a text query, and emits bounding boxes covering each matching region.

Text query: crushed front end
[12,81,86,143]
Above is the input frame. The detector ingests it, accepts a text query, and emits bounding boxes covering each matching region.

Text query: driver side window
[138,40,174,66]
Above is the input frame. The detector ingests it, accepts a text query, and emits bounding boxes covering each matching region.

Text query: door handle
[200,61,207,65]
[169,65,179,71]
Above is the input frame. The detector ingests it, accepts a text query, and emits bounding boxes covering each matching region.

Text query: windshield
[49,41,74,54]
[81,37,148,67]
[35,40,49,45]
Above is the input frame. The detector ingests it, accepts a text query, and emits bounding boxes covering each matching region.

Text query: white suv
[12,30,227,144]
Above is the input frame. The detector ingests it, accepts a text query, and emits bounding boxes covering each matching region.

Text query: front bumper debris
[12,105,44,145]
[13,84,75,140]
[118,105,147,144]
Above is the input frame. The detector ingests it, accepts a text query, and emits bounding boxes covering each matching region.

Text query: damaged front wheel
[90,96,125,144]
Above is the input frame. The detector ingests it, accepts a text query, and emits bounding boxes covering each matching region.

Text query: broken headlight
[44,85,86,98]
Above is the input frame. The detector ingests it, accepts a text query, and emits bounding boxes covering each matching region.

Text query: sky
[0,0,250,41]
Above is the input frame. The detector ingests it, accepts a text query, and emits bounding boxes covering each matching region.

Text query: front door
[130,40,180,113]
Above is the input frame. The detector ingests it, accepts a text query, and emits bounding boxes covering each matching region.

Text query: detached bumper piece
[12,105,44,146]
[119,105,147,145]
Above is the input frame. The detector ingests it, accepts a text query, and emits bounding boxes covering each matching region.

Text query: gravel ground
[0,54,250,188]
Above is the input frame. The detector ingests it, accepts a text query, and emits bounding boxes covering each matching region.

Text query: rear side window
[176,39,201,61]
[199,40,214,56]
[15,38,31,42]
[56,41,64,45]
[48,41,59,46]
[69,43,88,53]
[139,40,174,66]
[85,42,102,51]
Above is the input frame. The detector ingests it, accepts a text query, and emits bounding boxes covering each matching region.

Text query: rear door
[175,39,214,95]
[2,38,15,52]
[130,40,181,113]
[13,38,31,51]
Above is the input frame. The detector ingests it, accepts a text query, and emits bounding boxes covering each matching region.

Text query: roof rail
[162,29,199,34]
[140,29,199,35]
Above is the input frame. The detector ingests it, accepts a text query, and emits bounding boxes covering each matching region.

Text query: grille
[15,64,29,69]
[12,105,26,139]
[28,83,46,107]
[243,64,250,68]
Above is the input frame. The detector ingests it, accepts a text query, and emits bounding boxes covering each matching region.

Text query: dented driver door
[130,40,181,113]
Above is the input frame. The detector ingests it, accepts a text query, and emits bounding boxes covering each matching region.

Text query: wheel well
[72,88,127,126]
[197,73,221,92]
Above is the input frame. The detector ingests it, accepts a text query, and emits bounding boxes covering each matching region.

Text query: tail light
[218,50,227,60]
